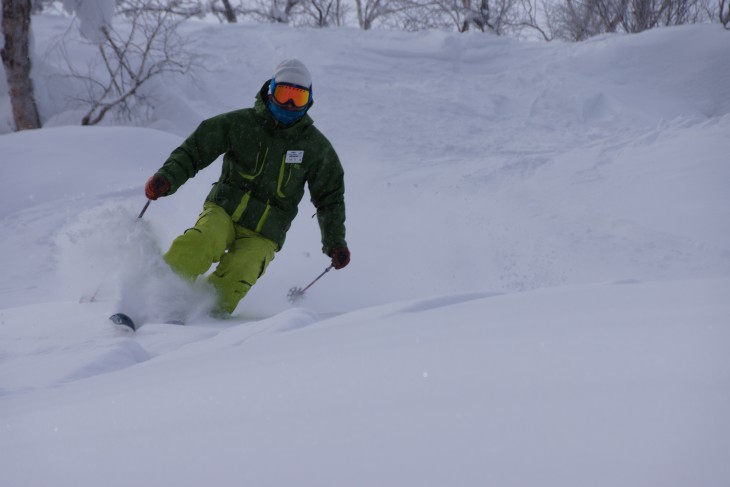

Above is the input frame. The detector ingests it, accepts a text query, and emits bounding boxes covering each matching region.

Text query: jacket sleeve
[308,143,347,256]
[156,114,232,195]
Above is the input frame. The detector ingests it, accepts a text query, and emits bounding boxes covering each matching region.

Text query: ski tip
[109,313,136,331]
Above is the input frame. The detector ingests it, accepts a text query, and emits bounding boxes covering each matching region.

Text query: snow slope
[1,15,729,487]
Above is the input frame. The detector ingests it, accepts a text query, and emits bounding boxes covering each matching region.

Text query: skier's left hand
[331,246,350,269]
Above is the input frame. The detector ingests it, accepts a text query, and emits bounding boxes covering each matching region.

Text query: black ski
[109,313,136,331]
[108,313,186,331]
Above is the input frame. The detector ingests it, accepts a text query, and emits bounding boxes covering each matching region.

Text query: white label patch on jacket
[285,150,304,164]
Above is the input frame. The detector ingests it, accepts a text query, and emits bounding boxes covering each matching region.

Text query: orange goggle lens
[272,84,311,109]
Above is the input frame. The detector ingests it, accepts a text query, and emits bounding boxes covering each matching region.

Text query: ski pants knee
[163,202,277,314]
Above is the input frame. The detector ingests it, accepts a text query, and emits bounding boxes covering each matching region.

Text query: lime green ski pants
[163,202,277,314]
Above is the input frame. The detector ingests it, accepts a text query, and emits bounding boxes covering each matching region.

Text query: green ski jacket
[156,82,347,255]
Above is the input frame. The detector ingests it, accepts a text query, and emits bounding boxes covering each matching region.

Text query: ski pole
[138,199,151,219]
[287,265,333,303]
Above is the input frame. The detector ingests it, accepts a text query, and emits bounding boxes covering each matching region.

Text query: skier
[144,59,350,316]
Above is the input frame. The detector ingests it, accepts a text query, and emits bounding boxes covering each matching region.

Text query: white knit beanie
[273,59,312,88]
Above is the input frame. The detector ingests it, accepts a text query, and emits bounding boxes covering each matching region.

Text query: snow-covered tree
[61,0,115,44]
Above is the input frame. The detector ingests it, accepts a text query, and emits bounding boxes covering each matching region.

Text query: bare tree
[249,0,303,23]
[1,0,42,130]
[115,0,254,23]
[551,0,714,39]
[595,0,629,31]
[114,0,247,23]
[551,0,620,39]
[299,0,347,26]
[621,0,704,32]
[354,0,406,29]
[434,0,488,32]
[553,0,588,39]
[452,0,518,33]
[58,1,196,125]
[326,0,348,25]
[216,0,238,21]
[516,0,557,40]
[117,0,205,18]
[393,0,519,34]
[472,0,520,33]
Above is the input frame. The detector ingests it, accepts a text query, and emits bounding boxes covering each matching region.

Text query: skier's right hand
[145,174,171,200]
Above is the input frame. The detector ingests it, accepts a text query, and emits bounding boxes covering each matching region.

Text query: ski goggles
[271,83,311,109]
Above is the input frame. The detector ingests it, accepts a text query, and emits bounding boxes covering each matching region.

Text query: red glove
[145,174,170,200]
[331,246,350,270]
